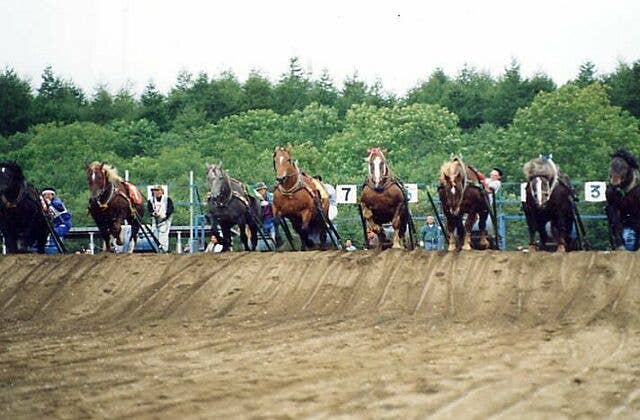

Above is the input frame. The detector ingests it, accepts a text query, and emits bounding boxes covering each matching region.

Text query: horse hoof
[528,245,537,252]
[557,245,566,253]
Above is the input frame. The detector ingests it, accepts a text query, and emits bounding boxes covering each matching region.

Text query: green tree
[604,60,640,118]
[242,70,274,111]
[405,68,450,105]
[504,83,640,180]
[0,68,33,136]
[32,66,86,124]
[139,81,170,131]
[273,57,311,114]
[442,65,494,130]
[309,69,338,108]
[574,60,598,87]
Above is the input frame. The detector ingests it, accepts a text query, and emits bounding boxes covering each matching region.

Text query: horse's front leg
[462,213,477,251]
[552,218,567,253]
[362,205,383,250]
[391,204,405,249]
[110,219,123,247]
[605,204,625,250]
[300,209,314,251]
[445,215,458,252]
[221,224,233,251]
[523,206,539,252]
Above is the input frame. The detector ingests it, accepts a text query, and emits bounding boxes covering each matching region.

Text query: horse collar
[95,182,115,209]
[0,182,25,208]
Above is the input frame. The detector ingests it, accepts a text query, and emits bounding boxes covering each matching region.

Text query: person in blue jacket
[41,188,72,239]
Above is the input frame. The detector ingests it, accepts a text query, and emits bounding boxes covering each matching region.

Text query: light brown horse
[438,157,490,251]
[359,147,408,249]
[272,145,330,250]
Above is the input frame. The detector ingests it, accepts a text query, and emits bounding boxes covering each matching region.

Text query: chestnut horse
[522,156,575,252]
[86,162,145,253]
[606,149,640,250]
[359,148,409,249]
[438,157,490,251]
[272,145,330,250]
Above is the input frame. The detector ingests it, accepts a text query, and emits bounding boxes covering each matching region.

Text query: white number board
[584,181,606,202]
[520,182,527,202]
[405,183,418,203]
[336,184,357,204]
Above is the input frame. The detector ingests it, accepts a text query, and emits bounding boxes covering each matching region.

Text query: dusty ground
[0,251,639,418]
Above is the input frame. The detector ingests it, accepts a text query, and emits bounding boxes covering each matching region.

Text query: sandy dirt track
[0,251,639,418]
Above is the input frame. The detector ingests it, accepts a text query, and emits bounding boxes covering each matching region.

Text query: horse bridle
[209,168,233,207]
[89,167,116,209]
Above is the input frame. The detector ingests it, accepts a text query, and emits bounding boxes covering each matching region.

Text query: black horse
[606,149,640,250]
[522,156,576,252]
[206,163,261,251]
[0,161,49,253]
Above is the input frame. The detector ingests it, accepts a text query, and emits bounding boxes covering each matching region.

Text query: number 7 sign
[336,184,357,204]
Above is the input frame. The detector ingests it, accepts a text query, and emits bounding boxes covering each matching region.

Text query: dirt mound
[1,251,639,418]
[0,251,638,330]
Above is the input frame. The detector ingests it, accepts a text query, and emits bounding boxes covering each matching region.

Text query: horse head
[206,162,228,200]
[367,148,389,189]
[439,159,465,214]
[523,156,559,208]
[610,149,639,188]
[273,145,295,185]
[0,161,24,195]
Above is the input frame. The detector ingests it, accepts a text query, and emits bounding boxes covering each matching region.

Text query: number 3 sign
[336,184,357,204]
[584,182,606,202]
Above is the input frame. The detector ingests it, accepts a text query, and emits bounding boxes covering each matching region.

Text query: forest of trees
[1,57,639,234]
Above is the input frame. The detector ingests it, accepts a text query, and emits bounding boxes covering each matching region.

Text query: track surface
[1,251,639,418]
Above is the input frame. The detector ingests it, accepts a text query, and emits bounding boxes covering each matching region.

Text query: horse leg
[391,204,404,249]
[605,204,625,250]
[362,205,383,250]
[445,216,457,252]
[221,224,233,251]
[462,213,477,251]
[523,206,538,252]
[551,218,566,253]
[478,208,489,249]
[127,222,139,254]
[300,210,315,251]
[239,223,250,251]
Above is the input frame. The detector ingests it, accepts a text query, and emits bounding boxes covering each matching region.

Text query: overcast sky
[2,0,639,97]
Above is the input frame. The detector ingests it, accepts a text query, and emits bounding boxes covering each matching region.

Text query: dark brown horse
[0,161,49,253]
[438,157,490,251]
[272,145,330,250]
[522,156,575,252]
[86,162,145,253]
[206,162,261,251]
[606,149,640,250]
[359,148,409,249]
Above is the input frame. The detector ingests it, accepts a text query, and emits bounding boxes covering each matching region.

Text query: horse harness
[0,181,27,209]
[210,172,251,208]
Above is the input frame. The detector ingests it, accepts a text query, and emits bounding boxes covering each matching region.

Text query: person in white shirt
[147,185,174,251]
[205,235,223,253]
[486,168,502,193]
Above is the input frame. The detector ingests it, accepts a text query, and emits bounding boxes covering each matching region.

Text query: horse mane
[0,160,25,181]
[90,161,123,182]
[611,149,639,170]
[439,159,462,184]
[523,157,559,179]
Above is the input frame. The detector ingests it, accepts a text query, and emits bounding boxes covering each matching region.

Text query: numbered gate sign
[336,184,357,204]
[520,182,528,202]
[405,183,419,203]
[584,181,606,202]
